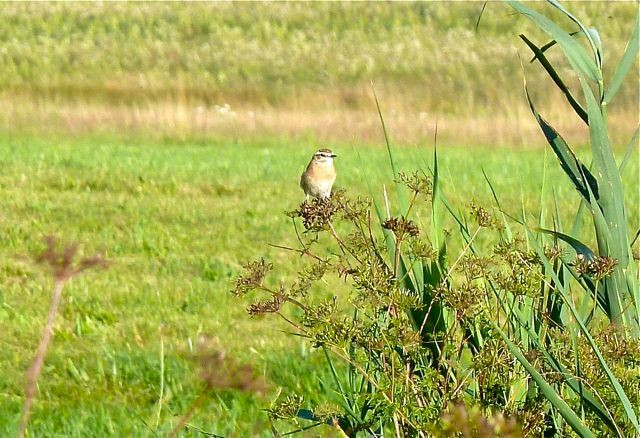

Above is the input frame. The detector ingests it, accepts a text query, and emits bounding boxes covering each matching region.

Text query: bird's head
[312,148,337,164]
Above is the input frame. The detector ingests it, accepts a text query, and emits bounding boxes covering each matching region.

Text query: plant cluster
[234,1,639,435]
[235,187,637,436]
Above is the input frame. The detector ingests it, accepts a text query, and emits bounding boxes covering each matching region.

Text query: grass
[0,2,640,436]
[0,134,637,435]
[0,2,637,146]
[1,2,636,107]
[1,2,637,434]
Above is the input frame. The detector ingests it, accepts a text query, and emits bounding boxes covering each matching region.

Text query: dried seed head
[333,191,369,222]
[597,325,640,365]
[247,290,285,316]
[573,255,618,280]
[288,197,339,231]
[267,395,305,420]
[573,254,590,276]
[589,255,618,280]
[439,281,486,319]
[544,245,566,261]
[232,259,273,296]
[457,254,493,281]
[397,171,432,196]
[470,202,494,228]
[409,239,438,260]
[288,260,330,298]
[36,236,109,280]
[382,216,419,239]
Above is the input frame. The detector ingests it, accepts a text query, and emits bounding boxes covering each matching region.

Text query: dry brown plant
[18,237,108,438]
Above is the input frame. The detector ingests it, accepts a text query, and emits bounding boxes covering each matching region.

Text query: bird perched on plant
[300,148,337,200]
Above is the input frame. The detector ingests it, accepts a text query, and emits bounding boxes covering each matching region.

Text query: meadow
[0,2,637,146]
[1,135,637,435]
[0,1,638,436]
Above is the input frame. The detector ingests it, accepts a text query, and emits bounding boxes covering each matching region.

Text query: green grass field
[1,1,638,436]
[1,2,636,108]
[1,2,637,147]
[0,135,637,435]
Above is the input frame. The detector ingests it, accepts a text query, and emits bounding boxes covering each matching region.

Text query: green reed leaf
[604,14,639,105]
[493,324,596,438]
[508,1,601,83]
[525,85,598,202]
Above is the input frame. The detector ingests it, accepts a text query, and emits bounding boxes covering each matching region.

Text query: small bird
[300,148,337,200]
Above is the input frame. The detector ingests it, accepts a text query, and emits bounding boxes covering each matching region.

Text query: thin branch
[268,243,324,262]
[167,390,209,438]
[18,278,67,438]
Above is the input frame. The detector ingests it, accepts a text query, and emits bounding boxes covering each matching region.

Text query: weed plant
[233,1,639,435]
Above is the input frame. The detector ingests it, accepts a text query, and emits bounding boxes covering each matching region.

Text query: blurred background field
[1,1,637,146]
[0,2,638,436]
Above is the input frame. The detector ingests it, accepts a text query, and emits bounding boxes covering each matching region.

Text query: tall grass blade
[524,86,598,201]
[508,1,601,83]
[481,169,513,239]
[475,2,487,32]
[581,79,636,329]
[321,348,360,422]
[582,81,627,257]
[493,324,596,438]
[537,227,609,316]
[431,127,445,254]
[519,34,588,123]
[547,0,602,71]
[372,84,408,213]
[529,231,640,432]
[570,327,586,424]
[503,300,620,433]
[537,228,595,261]
[604,13,639,105]
[619,126,639,175]
[530,31,580,62]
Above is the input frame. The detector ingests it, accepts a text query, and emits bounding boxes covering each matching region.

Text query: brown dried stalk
[18,237,108,438]
[168,345,266,438]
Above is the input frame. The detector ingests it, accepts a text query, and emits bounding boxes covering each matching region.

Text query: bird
[300,148,337,200]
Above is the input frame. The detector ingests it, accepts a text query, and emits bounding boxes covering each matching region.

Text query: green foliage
[3,2,638,434]
[236,176,637,435]
[5,136,627,434]
[233,1,640,435]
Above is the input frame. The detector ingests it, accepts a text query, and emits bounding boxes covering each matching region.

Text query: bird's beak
[331,154,337,158]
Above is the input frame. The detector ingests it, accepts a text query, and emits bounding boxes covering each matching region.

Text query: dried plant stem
[167,390,208,438]
[393,414,402,437]
[18,278,66,438]
[154,336,165,430]
[328,221,363,265]
[268,243,324,262]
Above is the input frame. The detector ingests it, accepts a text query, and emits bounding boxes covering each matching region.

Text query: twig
[18,278,67,438]
[268,243,324,262]
[167,390,209,438]
[154,336,165,430]
[18,237,108,436]
[328,220,363,265]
